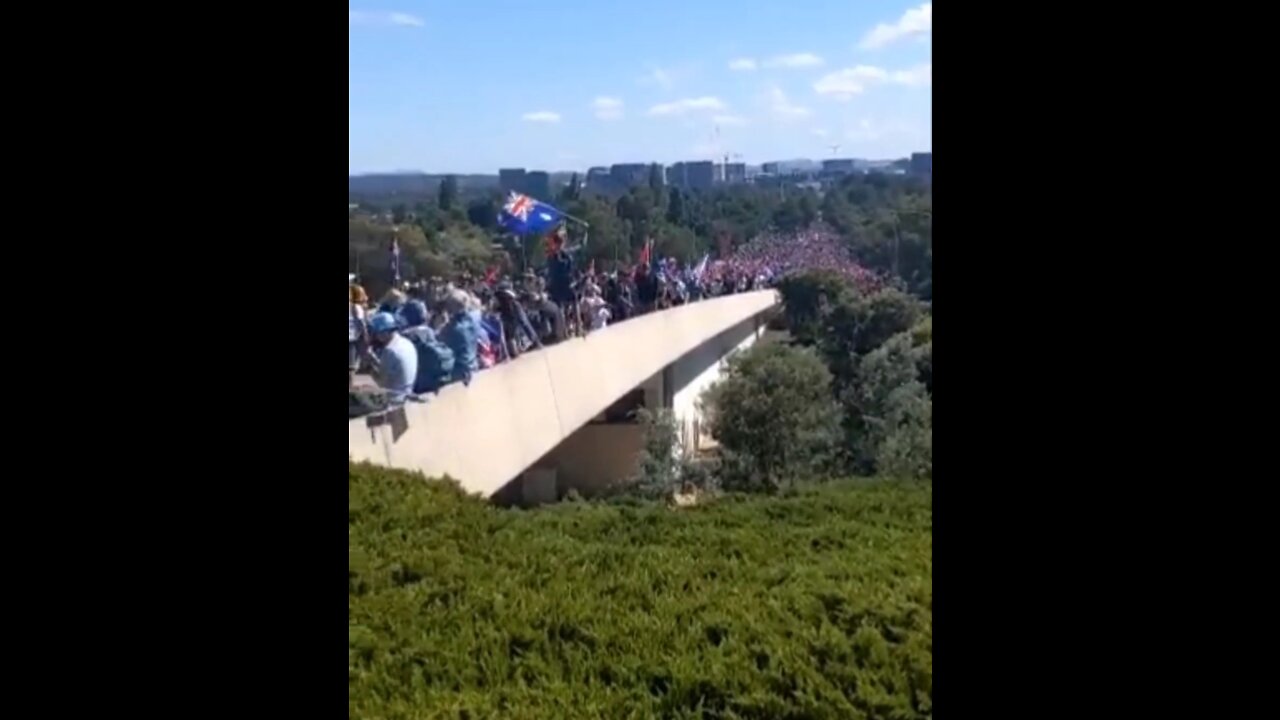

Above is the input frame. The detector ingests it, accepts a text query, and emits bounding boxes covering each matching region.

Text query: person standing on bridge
[546,225,583,335]
[350,283,369,390]
[366,312,418,404]
[495,284,541,358]
[440,290,480,385]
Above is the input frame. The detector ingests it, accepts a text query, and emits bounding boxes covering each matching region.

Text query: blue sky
[349,1,931,174]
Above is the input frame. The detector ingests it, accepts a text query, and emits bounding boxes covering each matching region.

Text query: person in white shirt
[349,283,369,389]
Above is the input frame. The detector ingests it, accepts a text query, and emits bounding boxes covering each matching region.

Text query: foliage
[821,175,932,297]
[819,287,925,392]
[776,272,932,478]
[349,462,932,719]
[840,332,933,477]
[352,172,931,295]
[778,271,858,345]
[874,385,932,480]
[909,318,932,396]
[437,175,459,211]
[621,409,720,501]
[629,408,682,499]
[701,344,843,492]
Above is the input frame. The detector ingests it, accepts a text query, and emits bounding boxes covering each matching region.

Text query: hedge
[349,463,932,719]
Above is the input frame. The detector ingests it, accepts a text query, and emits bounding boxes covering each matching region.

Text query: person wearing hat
[398,285,430,328]
[439,289,479,385]
[366,311,418,403]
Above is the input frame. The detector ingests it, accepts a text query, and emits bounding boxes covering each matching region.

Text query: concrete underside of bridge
[348,290,779,501]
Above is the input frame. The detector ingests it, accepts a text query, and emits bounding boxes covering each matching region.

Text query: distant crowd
[349,225,874,413]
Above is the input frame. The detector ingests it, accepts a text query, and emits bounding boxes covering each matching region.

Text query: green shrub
[778,270,856,346]
[349,463,932,718]
[820,288,925,387]
[842,332,933,477]
[701,343,843,492]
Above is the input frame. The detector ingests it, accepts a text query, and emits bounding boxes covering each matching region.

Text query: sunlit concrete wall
[668,317,765,454]
[348,290,779,496]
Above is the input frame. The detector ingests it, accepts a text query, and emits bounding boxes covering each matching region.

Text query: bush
[701,343,843,492]
[349,463,933,718]
[778,270,856,346]
[875,385,933,479]
[819,288,925,397]
[842,332,933,477]
[610,409,720,502]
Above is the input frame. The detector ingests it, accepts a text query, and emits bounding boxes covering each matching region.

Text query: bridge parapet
[349,289,780,496]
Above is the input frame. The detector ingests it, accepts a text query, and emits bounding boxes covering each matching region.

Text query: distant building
[723,163,747,184]
[685,161,715,190]
[910,152,932,175]
[822,159,856,174]
[499,168,526,195]
[525,171,551,201]
[761,162,781,175]
[666,162,688,188]
[585,166,612,193]
[648,163,665,189]
[610,163,649,188]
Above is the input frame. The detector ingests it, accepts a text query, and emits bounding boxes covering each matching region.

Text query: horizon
[349,1,931,175]
[348,154,923,178]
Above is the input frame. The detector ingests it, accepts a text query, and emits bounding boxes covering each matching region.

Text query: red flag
[638,237,652,267]
[484,265,498,285]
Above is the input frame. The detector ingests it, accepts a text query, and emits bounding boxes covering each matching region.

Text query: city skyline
[349,1,932,174]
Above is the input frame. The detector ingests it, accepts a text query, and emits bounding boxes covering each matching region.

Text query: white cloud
[349,10,424,27]
[811,128,830,138]
[813,65,889,100]
[859,2,932,50]
[389,12,424,27]
[766,86,810,120]
[522,111,562,123]
[763,53,825,69]
[713,114,748,126]
[813,62,931,100]
[592,96,624,120]
[648,96,727,116]
[891,63,932,87]
[728,58,758,71]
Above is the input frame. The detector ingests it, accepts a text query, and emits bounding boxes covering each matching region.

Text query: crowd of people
[704,225,882,292]
[348,226,876,413]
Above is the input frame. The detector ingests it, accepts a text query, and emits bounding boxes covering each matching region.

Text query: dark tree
[437,175,459,211]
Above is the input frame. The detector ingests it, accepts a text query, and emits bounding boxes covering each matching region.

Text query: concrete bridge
[348,290,780,502]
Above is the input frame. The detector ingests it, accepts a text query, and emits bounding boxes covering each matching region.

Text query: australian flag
[497,192,565,235]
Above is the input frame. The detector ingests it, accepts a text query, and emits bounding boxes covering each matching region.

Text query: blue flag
[497,192,565,235]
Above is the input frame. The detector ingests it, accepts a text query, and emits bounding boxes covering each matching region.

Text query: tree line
[693,270,932,490]
[350,172,932,301]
